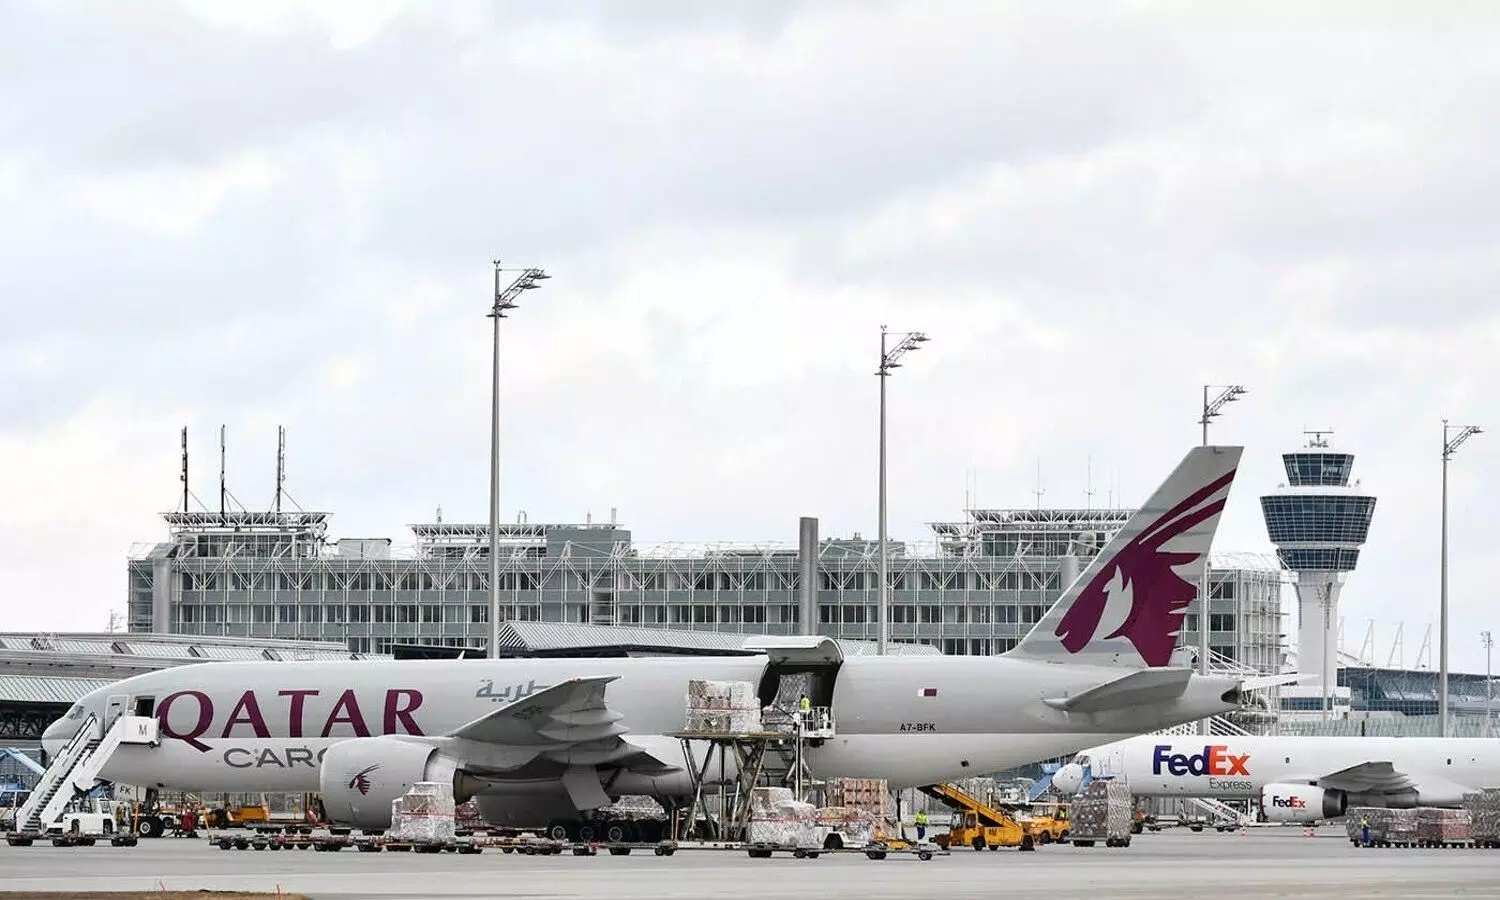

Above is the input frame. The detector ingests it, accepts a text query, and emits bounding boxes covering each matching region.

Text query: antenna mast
[219,425,227,523]
[275,425,286,514]
[1085,452,1095,510]
[180,427,190,513]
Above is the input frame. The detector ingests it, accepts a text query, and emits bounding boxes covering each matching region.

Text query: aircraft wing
[447,675,679,807]
[451,676,627,747]
[1315,761,1418,795]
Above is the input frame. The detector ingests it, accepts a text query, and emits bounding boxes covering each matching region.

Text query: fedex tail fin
[1005,445,1243,669]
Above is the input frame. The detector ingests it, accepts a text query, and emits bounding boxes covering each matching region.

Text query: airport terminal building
[126,506,1285,675]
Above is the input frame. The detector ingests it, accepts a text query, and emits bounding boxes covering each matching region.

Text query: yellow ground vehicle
[1021,801,1071,844]
[920,783,1039,851]
[937,809,1038,851]
[204,802,269,829]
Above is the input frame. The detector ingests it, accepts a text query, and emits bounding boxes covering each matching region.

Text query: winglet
[1005,445,1243,669]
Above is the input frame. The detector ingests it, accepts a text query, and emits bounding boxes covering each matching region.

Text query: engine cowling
[1260,784,1344,823]
[1052,763,1086,795]
[319,737,478,830]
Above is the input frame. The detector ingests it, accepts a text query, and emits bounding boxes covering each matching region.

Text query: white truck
[43,798,139,847]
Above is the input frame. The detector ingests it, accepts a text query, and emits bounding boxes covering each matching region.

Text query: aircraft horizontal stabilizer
[1042,667,1193,713]
[449,675,625,747]
[1237,672,1304,691]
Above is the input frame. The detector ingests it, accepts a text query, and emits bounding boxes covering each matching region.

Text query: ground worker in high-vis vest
[1360,814,1371,847]
[914,809,929,841]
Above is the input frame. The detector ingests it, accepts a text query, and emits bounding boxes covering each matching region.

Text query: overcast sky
[2,1,1496,673]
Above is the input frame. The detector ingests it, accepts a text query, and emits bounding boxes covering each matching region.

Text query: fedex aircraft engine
[319,737,482,830]
[1260,784,1344,823]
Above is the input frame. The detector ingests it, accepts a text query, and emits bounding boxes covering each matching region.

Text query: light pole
[876,326,929,656]
[1197,385,1246,735]
[1440,420,1482,735]
[487,261,550,659]
[1483,630,1494,738]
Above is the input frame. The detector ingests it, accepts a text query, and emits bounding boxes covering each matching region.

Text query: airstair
[1190,796,1252,828]
[10,713,160,834]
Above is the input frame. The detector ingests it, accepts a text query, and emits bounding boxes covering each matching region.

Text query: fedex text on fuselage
[1151,743,1254,792]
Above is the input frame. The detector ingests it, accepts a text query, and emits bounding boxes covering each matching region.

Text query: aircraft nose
[1052,763,1085,795]
[41,716,72,761]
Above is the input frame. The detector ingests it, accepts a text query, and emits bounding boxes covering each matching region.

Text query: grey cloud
[2,1,1498,667]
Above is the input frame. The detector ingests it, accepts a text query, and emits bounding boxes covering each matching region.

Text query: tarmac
[2,827,1498,899]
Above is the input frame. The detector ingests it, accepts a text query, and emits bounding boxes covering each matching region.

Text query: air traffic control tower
[1260,432,1377,717]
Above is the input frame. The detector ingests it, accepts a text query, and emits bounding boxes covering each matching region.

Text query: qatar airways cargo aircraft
[1051,734,1500,822]
[45,444,1278,832]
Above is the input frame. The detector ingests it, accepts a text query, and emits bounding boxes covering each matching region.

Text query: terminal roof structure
[489,621,943,658]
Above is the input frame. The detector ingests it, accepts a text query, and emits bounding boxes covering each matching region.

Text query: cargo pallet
[5,830,139,847]
[1352,839,1500,849]
[213,833,355,852]
[740,840,943,861]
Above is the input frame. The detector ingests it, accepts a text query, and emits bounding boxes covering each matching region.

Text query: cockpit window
[65,703,86,721]
[1076,754,1092,767]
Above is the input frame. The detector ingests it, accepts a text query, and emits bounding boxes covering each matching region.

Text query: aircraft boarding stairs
[10,713,160,834]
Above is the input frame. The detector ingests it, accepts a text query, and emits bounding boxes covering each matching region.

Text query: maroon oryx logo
[349,763,380,795]
[1055,468,1236,667]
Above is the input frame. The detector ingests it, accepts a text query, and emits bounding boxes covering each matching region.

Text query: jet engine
[1260,784,1345,823]
[319,737,483,831]
[1052,763,1086,795]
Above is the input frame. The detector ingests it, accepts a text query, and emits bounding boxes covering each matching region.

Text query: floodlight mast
[1482,630,1494,738]
[1439,419,1482,735]
[876,326,930,656]
[488,261,550,659]
[1197,384,1246,735]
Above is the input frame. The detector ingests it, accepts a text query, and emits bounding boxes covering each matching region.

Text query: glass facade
[1260,494,1376,547]
[1274,547,1362,571]
[127,509,1284,669]
[1276,668,1498,737]
[1282,452,1355,487]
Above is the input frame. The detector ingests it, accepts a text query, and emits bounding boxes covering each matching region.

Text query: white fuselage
[45,654,1243,798]
[1071,734,1500,803]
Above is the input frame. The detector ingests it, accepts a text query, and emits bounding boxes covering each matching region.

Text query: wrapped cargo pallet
[815,807,876,847]
[389,781,457,844]
[746,787,822,848]
[1416,807,1472,844]
[684,680,764,734]
[1069,780,1133,845]
[455,797,483,831]
[1345,807,1417,845]
[1462,789,1500,846]
[822,778,895,820]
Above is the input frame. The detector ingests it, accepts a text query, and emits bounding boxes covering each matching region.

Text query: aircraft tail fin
[1004,445,1243,669]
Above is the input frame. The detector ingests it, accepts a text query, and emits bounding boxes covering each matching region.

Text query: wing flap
[1043,667,1193,713]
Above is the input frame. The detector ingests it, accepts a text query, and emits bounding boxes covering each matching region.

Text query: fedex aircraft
[1051,734,1500,822]
[44,445,1276,833]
